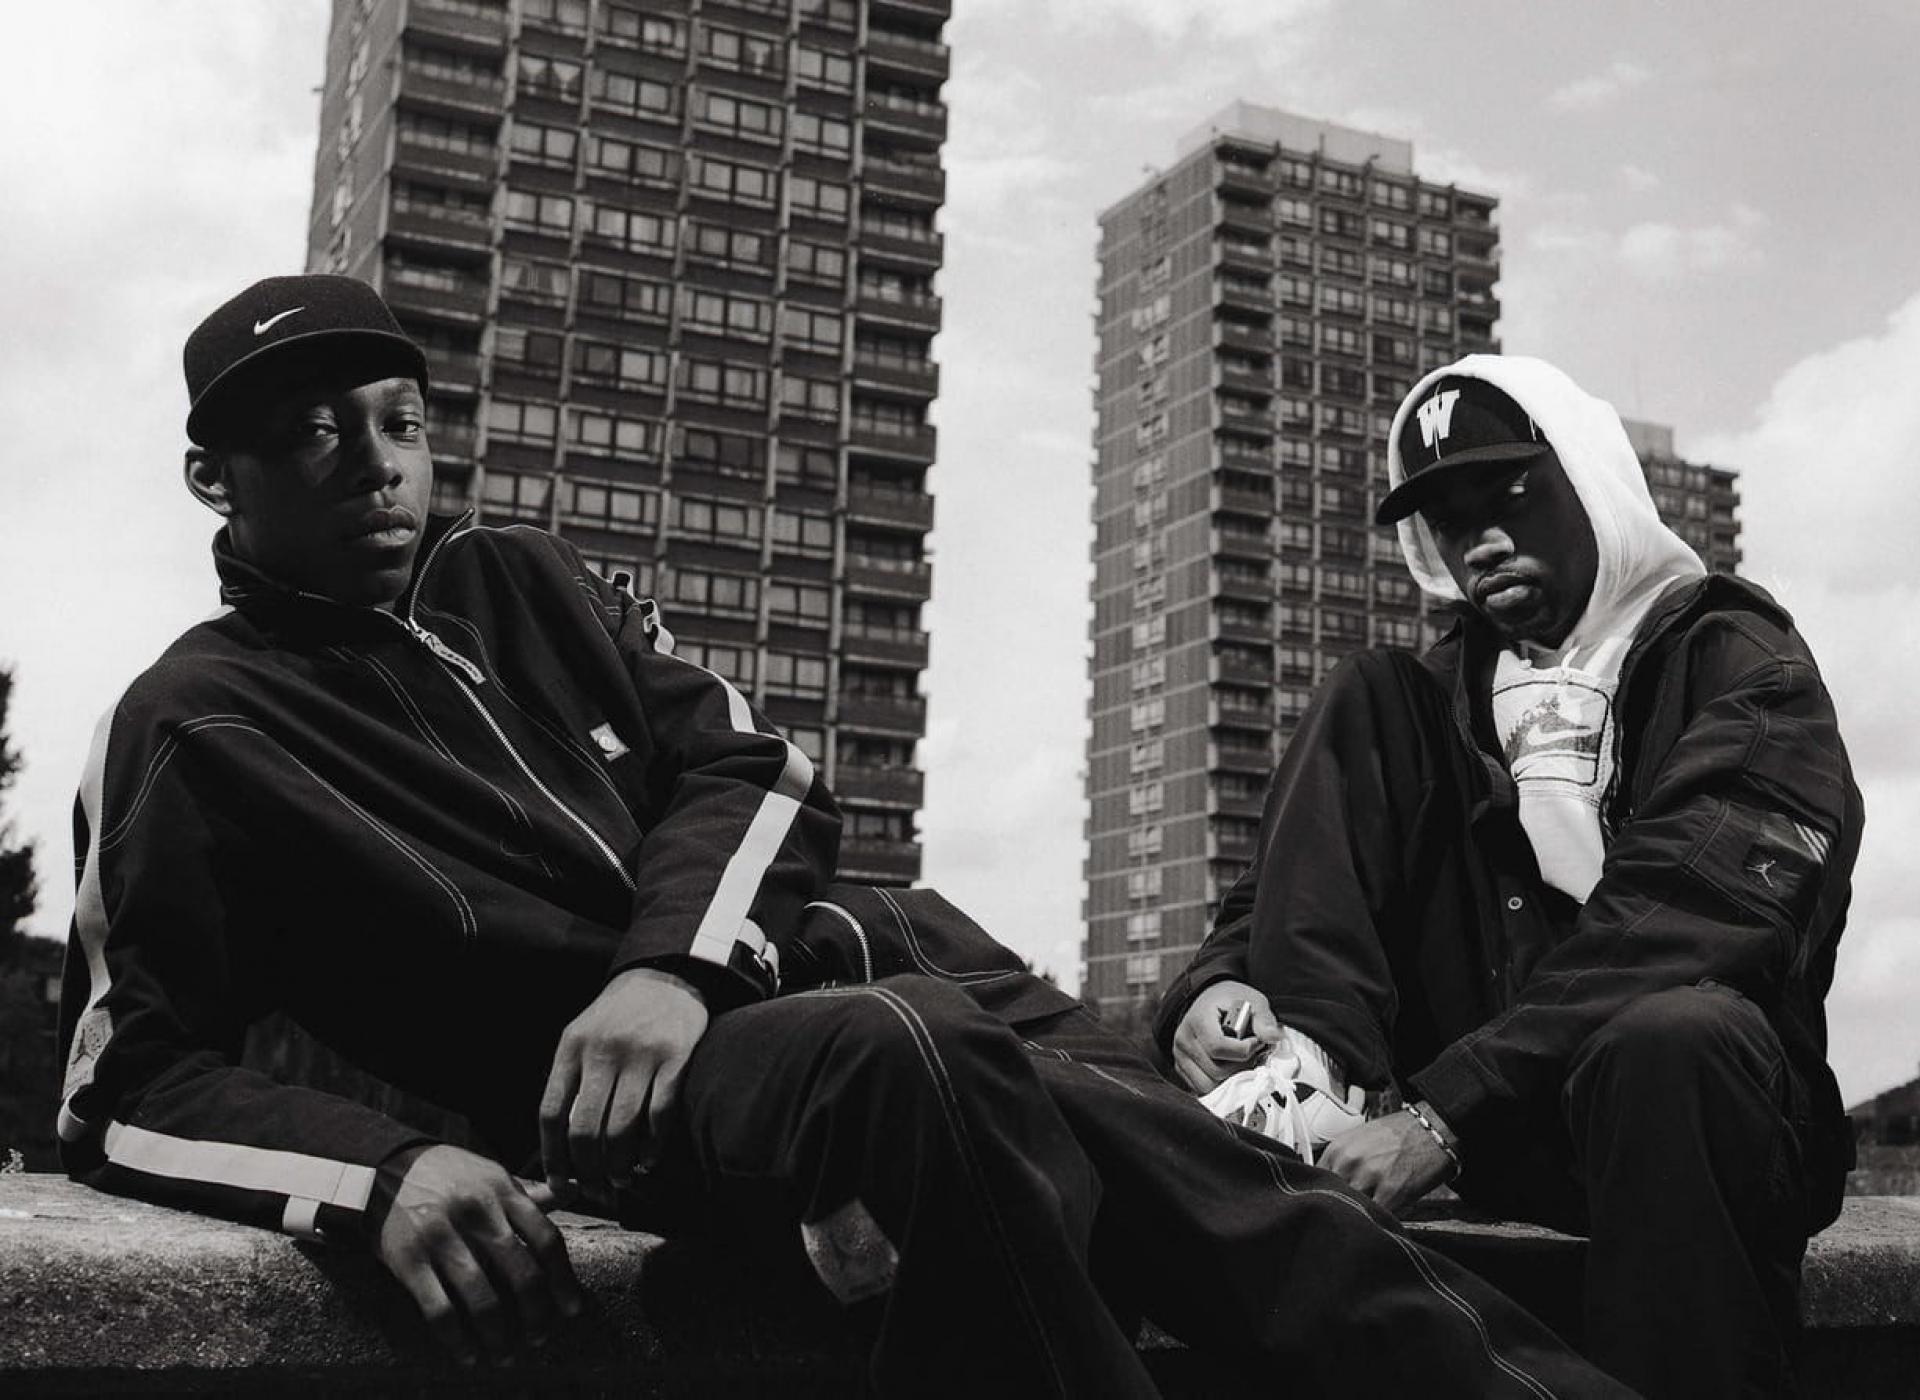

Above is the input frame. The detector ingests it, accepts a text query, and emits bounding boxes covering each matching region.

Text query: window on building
[597,5,683,53]
[508,122,577,167]
[1128,782,1166,816]
[1127,824,1164,859]
[699,26,785,78]
[1320,323,1365,358]
[567,409,661,458]
[851,399,924,438]
[523,0,589,32]
[517,53,583,102]
[764,652,830,699]
[677,426,766,479]
[771,507,835,555]
[794,44,855,90]
[590,66,680,119]
[674,495,762,545]
[677,357,770,410]
[689,154,778,207]
[767,581,832,626]
[780,374,840,422]
[1371,179,1412,211]
[792,111,853,157]
[400,111,496,156]
[693,88,784,143]
[587,135,680,186]
[502,189,574,235]
[788,240,848,287]
[494,326,564,373]
[1320,365,1366,402]
[1369,217,1413,251]
[678,224,767,273]
[776,442,839,489]
[481,468,552,518]
[680,286,774,338]
[486,398,557,444]
[577,268,672,321]
[1372,332,1416,366]
[789,174,851,222]
[564,477,658,532]
[1320,165,1362,198]
[586,202,675,254]
[1320,207,1364,240]
[672,567,758,617]
[500,256,569,304]
[781,305,844,353]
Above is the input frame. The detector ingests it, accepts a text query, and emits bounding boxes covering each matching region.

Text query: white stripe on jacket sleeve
[671,658,815,979]
[104,1120,377,1216]
[58,704,120,1142]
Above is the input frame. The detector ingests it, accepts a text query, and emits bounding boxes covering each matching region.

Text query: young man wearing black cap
[1160,354,1861,1398]
[57,277,1636,1396]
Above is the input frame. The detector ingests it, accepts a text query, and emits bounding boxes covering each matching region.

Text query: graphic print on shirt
[1497,678,1610,789]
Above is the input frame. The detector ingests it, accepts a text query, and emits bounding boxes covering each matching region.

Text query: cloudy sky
[3,1,1916,1104]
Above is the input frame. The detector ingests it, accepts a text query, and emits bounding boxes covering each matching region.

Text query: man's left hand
[539,966,708,1214]
[1317,1105,1456,1215]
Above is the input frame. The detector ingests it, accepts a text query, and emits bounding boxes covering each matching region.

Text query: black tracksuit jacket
[57,515,841,1237]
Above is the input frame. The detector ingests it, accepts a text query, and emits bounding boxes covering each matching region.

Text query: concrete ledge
[0,1175,863,1396]
[3,1177,1917,1395]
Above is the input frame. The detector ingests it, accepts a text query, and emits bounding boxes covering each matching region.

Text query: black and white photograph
[1,2,1916,1395]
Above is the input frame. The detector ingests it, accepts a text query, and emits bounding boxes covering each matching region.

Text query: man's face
[1418,450,1599,648]
[210,372,433,610]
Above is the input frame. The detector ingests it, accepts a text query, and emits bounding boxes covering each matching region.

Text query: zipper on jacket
[806,901,875,983]
[400,616,637,895]
[407,618,486,685]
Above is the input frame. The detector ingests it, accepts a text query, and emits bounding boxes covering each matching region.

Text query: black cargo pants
[625,964,1630,1398]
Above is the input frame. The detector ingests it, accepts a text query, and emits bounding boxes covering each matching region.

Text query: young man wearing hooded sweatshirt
[1158,354,1862,1398]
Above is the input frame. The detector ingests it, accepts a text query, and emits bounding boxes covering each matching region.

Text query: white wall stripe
[105,1121,377,1212]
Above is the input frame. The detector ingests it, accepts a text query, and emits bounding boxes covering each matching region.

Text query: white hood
[1385,354,1705,658]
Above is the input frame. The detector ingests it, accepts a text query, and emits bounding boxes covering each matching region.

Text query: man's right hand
[1171,979,1283,1093]
[373,1144,586,1365]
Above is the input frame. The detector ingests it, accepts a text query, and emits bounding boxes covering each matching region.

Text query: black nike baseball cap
[183,274,429,446]
[1376,376,1551,525]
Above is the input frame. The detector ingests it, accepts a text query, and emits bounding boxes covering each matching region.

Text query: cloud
[1618,163,1661,192]
[0,1,331,940]
[966,0,1328,41]
[1687,290,1920,1101]
[1548,59,1652,111]
[1617,204,1766,281]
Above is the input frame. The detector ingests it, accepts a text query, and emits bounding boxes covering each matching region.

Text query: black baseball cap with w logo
[183,274,429,446]
[1376,375,1551,524]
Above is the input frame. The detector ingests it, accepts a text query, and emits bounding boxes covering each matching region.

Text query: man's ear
[184,447,234,516]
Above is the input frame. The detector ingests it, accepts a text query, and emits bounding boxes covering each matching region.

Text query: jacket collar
[213,510,473,635]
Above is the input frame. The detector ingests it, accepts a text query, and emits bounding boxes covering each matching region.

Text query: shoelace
[1201,1051,1324,1164]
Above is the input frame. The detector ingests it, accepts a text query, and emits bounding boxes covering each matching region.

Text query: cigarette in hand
[1220,999,1255,1039]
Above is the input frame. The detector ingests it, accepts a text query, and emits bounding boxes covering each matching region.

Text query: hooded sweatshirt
[1384,355,1706,901]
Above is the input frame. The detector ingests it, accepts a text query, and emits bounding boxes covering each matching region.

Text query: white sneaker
[1199,1027,1367,1166]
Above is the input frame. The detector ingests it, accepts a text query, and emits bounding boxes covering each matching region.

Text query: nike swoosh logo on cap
[252,307,306,335]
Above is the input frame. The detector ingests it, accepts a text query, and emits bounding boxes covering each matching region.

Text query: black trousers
[633,976,1629,1399]
[1251,649,1814,1400]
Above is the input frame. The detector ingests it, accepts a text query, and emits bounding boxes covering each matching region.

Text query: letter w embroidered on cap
[1416,388,1461,448]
